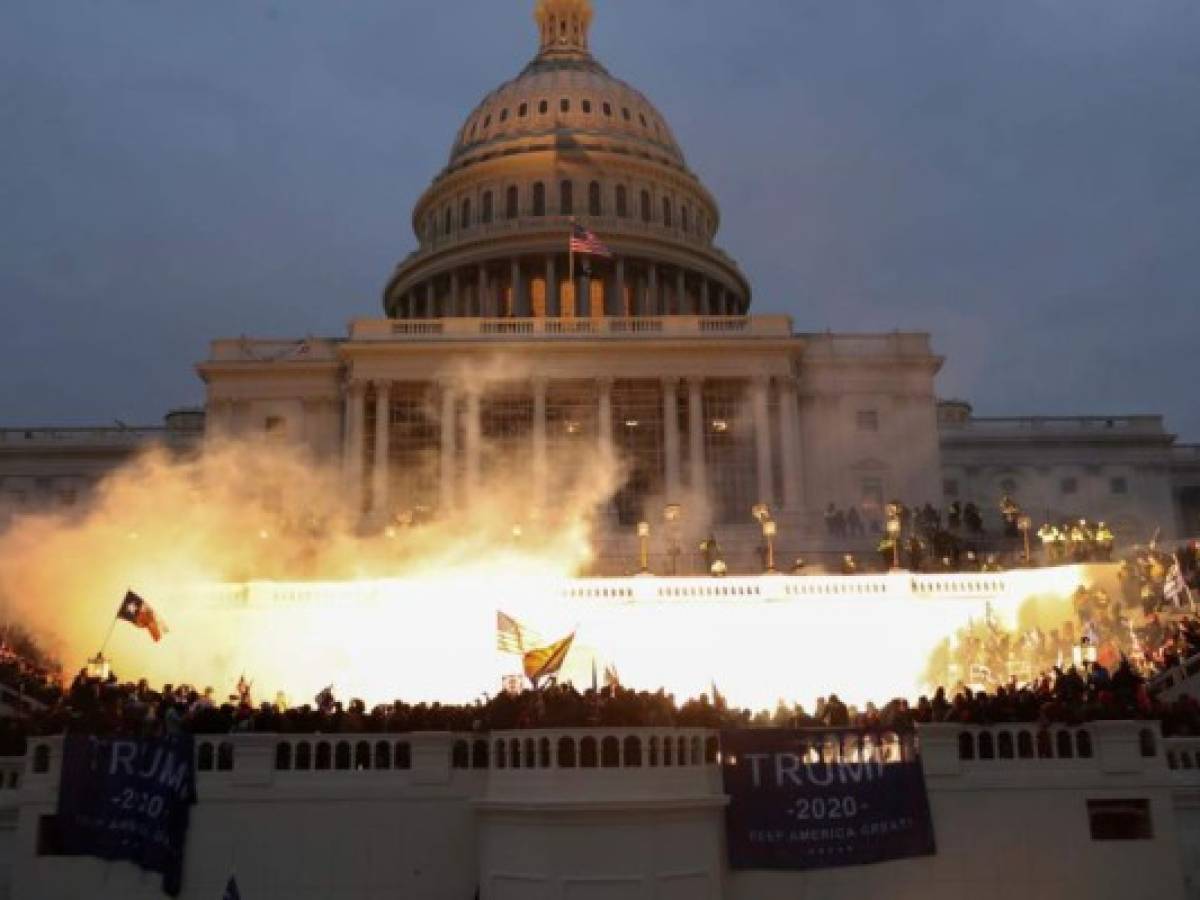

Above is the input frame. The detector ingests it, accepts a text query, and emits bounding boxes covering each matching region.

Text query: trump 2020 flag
[117,590,166,642]
[222,876,242,900]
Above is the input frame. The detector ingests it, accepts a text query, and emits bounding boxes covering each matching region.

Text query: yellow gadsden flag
[522,632,576,683]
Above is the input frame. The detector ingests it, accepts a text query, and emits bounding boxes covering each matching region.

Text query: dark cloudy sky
[3,1,1198,435]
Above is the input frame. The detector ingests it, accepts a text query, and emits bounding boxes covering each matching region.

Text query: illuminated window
[703,380,757,524]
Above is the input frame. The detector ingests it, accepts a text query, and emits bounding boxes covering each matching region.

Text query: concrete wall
[0,723,1192,899]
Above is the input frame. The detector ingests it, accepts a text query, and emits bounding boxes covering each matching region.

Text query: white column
[440,382,457,512]
[751,376,775,506]
[532,377,548,512]
[373,381,391,517]
[662,376,681,502]
[779,377,805,512]
[465,390,482,500]
[597,376,614,461]
[687,377,706,498]
[345,380,367,515]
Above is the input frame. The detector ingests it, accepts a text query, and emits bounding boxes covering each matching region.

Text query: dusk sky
[3,1,1198,435]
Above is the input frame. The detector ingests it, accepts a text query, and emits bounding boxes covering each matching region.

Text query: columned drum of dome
[383,0,751,321]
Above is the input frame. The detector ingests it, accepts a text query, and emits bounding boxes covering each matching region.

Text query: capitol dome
[383,0,751,321]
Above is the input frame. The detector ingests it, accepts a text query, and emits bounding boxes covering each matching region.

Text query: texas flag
[116,590,166,642]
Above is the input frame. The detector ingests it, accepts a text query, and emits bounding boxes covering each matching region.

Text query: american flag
[569,223,612,258]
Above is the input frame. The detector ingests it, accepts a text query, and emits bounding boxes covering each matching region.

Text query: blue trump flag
[721,729,935,870]
[56,733,197,896]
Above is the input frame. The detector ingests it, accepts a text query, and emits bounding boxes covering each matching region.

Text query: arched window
[622,107,631,121]
[538,99,549,115]
[623,736,642,767]
[452,740,469,769]
[582,99,592,114]
[557,737,576,768]
[460,198,471,230]
[1076,730,1093,759]
[662,197,673,228]
[499,108,508,123]
[506,185,519,219]
[524,738,537,769]
[978,731,995,760]
[580,737,598,768]
[640,190,651,223]
[315,742,331,771]
[998,731,1014,759]
[957,732,975,761]
[374,741,392,770]
[704,736,719,764]
[588,181,602,216]
[217,742,234,771]
[560,180,573,215]
[443,207,452,235]
[482,191,493,224]
[471,740,489,768]
[334,741,351,770]
[681,205,690,233]
[532,182,546,217]
[197,743,214,772]
[1017,731,1034,759]
[616,185,628,218]
[354,741,371,770]
[560,98,570,113]
[275,742,292,771]
[538,738,551,768]
[602,102,612,116]
[648,737,659,766]
[510,739,522,768]
[1036,730,1052,758]
[601,736,620,768]
[518,102,528,118]
[295,742,312,770]
[1055,730,1074,759]
[395,742,412,770]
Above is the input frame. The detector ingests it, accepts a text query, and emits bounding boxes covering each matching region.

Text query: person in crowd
[840,554,859,575]
[1038,522,1063,564]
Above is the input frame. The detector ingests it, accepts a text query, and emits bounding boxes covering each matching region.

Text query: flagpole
[96,614,120,659]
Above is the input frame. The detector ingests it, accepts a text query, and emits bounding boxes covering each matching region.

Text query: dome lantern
[534,0,593,56]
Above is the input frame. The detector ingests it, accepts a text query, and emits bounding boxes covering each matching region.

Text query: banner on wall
[721,729,936,870]
[56,733,197,896]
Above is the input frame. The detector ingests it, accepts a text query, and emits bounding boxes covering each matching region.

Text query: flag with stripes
[496,611,542,655]
[569,223,612,258]
[523,632,576,683]
[1165,559,1190,606]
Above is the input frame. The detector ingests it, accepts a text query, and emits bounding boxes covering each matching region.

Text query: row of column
[396,256,744,320]
[343,376,803,519]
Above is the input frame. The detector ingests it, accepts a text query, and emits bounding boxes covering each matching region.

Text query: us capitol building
[4,0,1200,558]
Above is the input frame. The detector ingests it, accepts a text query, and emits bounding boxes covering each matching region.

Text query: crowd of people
[818,493,1134,575]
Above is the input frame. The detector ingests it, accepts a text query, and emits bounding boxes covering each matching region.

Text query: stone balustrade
[348,315,792,341]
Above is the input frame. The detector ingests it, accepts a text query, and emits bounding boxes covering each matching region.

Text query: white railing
[348,315,792,342]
